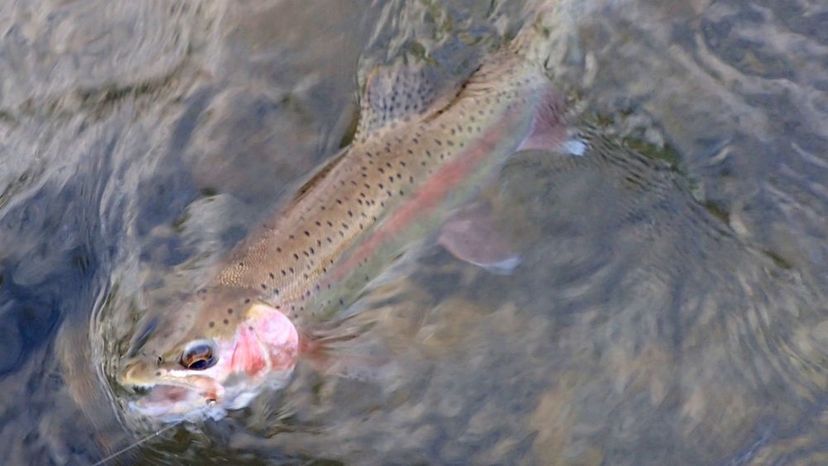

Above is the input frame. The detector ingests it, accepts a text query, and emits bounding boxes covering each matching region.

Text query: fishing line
[90,420,182,466]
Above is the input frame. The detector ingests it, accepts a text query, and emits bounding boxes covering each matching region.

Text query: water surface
[1,0,827,464]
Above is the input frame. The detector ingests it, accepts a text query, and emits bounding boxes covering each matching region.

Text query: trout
[118,19,567,421]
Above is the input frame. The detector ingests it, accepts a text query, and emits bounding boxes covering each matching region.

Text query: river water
[1,0,826,464]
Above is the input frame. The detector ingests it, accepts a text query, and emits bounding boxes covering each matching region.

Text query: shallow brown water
[0,0,826,464]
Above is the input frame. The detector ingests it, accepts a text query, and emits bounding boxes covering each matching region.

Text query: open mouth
[126,383,219,420]
[141,385,197,403]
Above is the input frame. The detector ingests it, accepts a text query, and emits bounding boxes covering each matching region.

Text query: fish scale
[216,58,538,321]
[118,18,567,420]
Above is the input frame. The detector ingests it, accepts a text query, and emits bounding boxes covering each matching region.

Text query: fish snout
[119,359,154,387]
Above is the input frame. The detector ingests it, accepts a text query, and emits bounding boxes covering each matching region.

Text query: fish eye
[180,340,217,370]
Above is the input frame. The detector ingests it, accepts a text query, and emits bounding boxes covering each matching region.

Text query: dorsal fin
[354,61,458,141]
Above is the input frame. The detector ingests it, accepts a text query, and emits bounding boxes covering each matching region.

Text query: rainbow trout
[119,20,566,421]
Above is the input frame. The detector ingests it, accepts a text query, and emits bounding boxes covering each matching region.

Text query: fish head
[117,286,299,421]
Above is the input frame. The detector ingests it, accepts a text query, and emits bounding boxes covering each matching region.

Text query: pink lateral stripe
[328,112,510,283]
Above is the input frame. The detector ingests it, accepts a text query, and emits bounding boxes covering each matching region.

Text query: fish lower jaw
[126,382,223,421]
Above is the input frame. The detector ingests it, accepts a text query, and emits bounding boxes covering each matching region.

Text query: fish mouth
[119,364,227,420]
[140,384,197,404]
[123,374,220,416]
[127,383,220,420]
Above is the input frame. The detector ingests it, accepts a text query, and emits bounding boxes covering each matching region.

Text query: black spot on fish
[209,321,215,328]
[269,272,275,279]
[227,308,233,314]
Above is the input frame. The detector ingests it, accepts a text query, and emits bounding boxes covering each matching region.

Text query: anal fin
[516,88,568,153]
[438,201,521,275]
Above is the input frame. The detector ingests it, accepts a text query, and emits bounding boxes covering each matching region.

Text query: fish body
[119,23,565,421]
